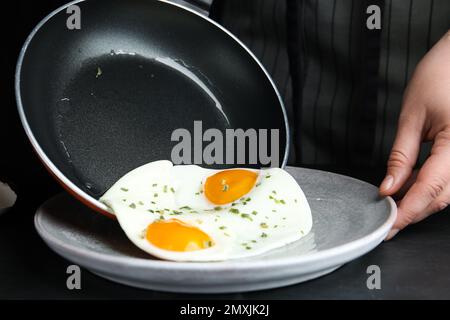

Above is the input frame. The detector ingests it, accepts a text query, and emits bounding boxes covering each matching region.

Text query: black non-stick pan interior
[17,0,288,200]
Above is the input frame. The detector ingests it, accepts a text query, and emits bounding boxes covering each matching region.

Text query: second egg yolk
[204,169,258,205]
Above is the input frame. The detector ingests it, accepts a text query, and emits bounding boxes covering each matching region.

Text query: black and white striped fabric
[211,0,450,168]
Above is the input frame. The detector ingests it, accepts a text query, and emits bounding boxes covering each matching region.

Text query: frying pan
[16,0,289,217]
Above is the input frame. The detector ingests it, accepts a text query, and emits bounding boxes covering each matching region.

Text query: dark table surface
[1,169,450,300]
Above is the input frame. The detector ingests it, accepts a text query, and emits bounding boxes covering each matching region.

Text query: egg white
[100,160,312,262]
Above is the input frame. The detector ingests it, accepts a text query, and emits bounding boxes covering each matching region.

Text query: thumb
[380,113,422,196]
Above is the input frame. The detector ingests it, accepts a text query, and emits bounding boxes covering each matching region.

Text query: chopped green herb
[229,208,240,214]
[261,232,268,238]
[138,201,144,206]
[241,214,253,221]
[272,190,277,194]
[129,203,136,209]
[153,193,158,198]
[219,226,227,230]
[152,184,158,187]
[170,187,175,193]
[256,183,261,187]
[163,185,168,193]
[246,246,252,250]
[204,241,214,248]
[251,211,258,215]
[120,188,129,192]
[260,223,269,229]
[222,184,229,192]
[265,174,271,179]
[214,206,223,211]
[280,200,286,205]
[148,210,155,213]
[180,206,192,210]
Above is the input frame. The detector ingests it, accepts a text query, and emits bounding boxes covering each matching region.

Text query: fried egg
[100,160,312,262]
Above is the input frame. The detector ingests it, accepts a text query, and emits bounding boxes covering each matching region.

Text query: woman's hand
[380,31,450,240]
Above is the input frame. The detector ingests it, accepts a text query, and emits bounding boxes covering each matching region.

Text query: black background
[1,1,69,202]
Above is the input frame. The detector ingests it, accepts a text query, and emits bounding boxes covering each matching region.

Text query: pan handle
[166,0,213,16]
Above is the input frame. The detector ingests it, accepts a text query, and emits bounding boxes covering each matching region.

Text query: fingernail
[384,228,400,241]
[381,175,394,192]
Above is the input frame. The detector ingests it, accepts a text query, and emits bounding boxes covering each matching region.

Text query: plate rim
[34,168,397,272]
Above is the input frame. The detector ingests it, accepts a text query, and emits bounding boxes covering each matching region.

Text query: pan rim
[15,0,291,214]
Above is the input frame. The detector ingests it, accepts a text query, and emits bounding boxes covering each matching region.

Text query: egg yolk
[204,169,258,205]
[146,219,213,252]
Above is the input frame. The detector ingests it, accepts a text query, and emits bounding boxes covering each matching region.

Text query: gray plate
[34,167,396,293]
